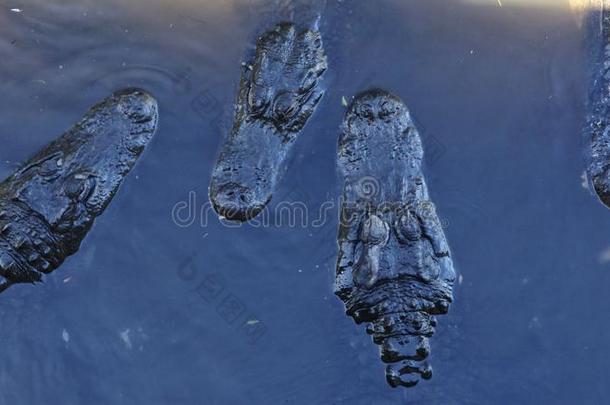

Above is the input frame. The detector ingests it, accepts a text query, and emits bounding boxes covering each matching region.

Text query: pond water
[0,0,607,404]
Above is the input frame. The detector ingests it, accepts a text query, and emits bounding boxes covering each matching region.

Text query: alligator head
[0,88,158,287]
[335,90,456,388]
[210,22,327,222]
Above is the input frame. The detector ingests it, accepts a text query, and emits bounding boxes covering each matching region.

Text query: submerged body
[0,89,158,292]
[209,21,327,221]
[583,0,610,207]
[335,90,456,388]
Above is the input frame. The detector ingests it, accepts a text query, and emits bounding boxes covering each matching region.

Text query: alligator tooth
[42,245,51,255]
[0,210,6,219]
[28,252,39,263]
[1,223,11,233]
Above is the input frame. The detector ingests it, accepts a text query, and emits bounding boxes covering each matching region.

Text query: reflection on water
[463,0,589,10]
[0,0,608,404]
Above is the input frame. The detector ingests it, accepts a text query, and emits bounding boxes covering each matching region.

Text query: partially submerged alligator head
[209,21,327,221]
[582,0,610,208]
[0,88,158,291]
[335,90,456,388]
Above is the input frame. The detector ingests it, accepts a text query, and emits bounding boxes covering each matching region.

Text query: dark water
[0,0,606,403]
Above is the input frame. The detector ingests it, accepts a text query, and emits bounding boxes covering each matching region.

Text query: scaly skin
[209,22,327,221]
[584,0,610,207]
[0,88,158,292]
[335,90,456,388]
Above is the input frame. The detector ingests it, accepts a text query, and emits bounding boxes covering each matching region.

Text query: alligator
[209,18,327,221]
[583,0,610,208]
[0,88,158,293]
[335,90,456,388]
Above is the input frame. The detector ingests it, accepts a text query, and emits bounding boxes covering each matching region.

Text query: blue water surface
[0,1,606,404]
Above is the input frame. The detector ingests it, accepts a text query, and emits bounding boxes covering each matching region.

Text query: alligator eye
[248,86,269,116]
[37,157,62,177]
[360,214,389,245]
[18,152,64,179]
[65,174,97,202]
[300,70,318,93]
[395,211,421,243]
[273,91,299,120]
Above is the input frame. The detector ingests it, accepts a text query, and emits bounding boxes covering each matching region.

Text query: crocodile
[209,17,327,221]
[335,90,456,388]
[583,0,610,208]
[0,88,158,293]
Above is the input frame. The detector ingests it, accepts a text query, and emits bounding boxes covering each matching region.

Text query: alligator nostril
[215,184,245,204]
[218,184,250,204]
[115,88,157,124]
[211,183,263,222]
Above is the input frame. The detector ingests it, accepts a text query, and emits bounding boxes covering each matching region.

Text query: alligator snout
[111,88,158,155]
[115,88,157,123]
[210,182,268,222]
